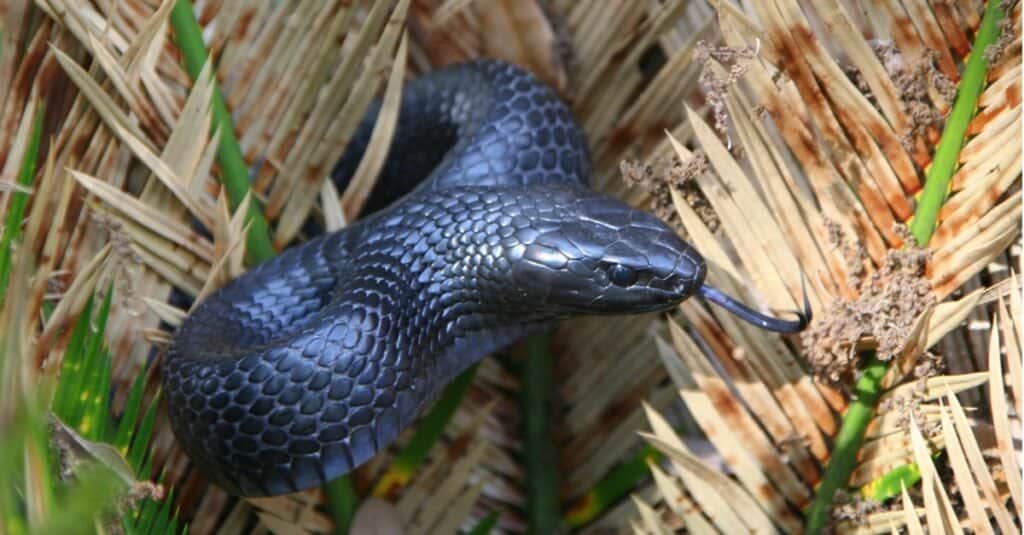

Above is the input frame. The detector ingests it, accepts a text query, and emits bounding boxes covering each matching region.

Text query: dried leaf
[938,398,992,534]
[50,416,135,485]
[341,33,409,218]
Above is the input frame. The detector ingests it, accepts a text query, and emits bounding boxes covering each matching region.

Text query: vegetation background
[0,0,1019,533]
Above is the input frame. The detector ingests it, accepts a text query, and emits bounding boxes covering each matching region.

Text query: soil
[801,224,936,383]
[620,152,719,235]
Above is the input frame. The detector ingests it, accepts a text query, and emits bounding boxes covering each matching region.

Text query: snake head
[505,188,706,315]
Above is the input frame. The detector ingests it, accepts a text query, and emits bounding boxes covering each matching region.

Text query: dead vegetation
[0,0,1020,534]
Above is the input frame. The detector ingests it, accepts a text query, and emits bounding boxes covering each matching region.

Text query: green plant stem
[805,355,886,532]
[909,0,1009,245]
[805,2,1008,532]
[169,0,274,265]
[522,335,559,533]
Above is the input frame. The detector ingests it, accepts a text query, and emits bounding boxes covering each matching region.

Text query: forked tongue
[695,278,811,333]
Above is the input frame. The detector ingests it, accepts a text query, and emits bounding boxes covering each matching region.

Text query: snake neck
[329,191,575,392]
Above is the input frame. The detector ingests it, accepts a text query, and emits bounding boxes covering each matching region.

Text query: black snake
[164,60,809,497]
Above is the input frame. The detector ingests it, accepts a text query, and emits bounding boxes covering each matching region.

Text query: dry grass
[0,0,1020,533]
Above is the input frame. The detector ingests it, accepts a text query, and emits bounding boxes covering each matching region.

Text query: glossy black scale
[165,60,805,497]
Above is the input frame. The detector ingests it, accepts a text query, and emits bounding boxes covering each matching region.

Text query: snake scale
[164,60,809,497]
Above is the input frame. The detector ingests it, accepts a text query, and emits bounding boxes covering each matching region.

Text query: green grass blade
[84,286,115,368]
[75,288,115,440]
[139,455,155,488]
[123,513,138,535]
[53,295,94,419]
[115,371,148,453]
[1,404,31,534]
[40,300,55,322]
[860,461,923,502]
[165,510,181,535]
[325,476,359,535]
[134,488,163,534]
[168,0,274,265]
[66,327,107,432]
[466,512,500,535]
[38,286,182,533]
[563,444,663,528]
[0,102,44,309]
[150,488,175,535]
[128,391,162,475]
[81,349,113,442]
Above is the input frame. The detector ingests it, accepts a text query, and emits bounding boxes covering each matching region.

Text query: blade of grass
[135,486,167,534]
[466,512,500,535]
[166,511,184,535]
[522,334,559,533]
[150,488,176,535]
[83,350,113,441]
[60,289,114,436]
[325,476,358,535]
[2,398,39,533]
[805,2,1010,532]
[128,391,161,476]
[0,102,44,309]
[43,281,180,533]
[563,444,663,528]
[53,294,94,419]
[860,462,922,502]
[114,372,148,453]
[24,391,54,528]
[79,288,115,441]
[168,0,274,265]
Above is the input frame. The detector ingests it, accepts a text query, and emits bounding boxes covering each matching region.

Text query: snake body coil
[165,60,807,497]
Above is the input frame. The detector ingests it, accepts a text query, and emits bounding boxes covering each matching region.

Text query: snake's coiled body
[165,60,804,497]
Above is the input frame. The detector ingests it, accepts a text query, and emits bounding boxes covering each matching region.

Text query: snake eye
[607,264,639,287]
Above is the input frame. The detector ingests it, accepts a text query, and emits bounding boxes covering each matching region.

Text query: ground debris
[829,489,883,527]
[89,212,143,312]
[620,151,719,234]
[877,355,945,437]
[984,5,1017,65]
[872,41,955,151]
[802,224,936,383]
[695,40,759,150]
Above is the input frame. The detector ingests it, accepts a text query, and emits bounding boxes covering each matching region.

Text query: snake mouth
[574,284,690,315]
